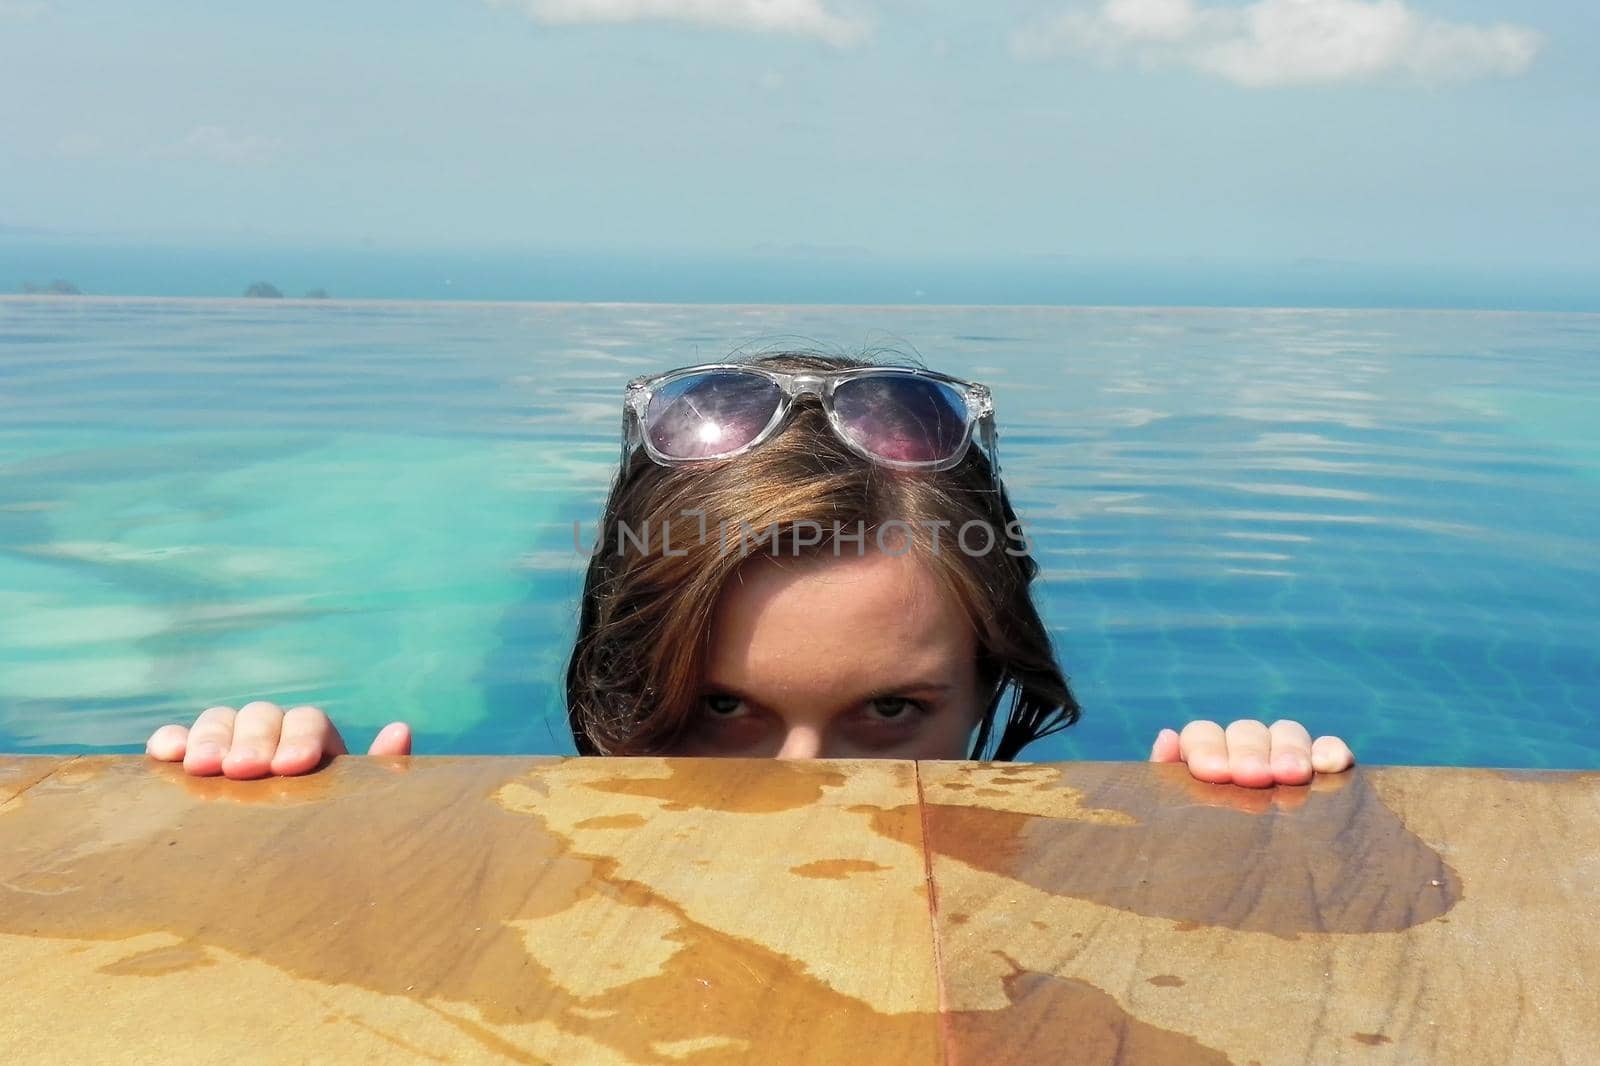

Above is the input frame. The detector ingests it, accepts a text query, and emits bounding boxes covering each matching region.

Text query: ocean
[2,296,1596,766]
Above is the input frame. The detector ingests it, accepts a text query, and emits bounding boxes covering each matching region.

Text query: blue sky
[2,1,1596,297]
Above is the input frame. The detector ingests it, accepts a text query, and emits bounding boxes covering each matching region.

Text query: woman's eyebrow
[862,681,955,700]
[702,678,954,705]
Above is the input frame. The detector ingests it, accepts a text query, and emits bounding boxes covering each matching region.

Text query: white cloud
[487,0,870,47]
[0,0,49,17]
[1016,0,1541,87]
[42,127,283,166]
[164,126,284,166]
[53,133,107,160]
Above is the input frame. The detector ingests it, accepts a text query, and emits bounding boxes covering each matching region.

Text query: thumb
[1148,727,1181,763]
[367,722,413,756]
[146,723,191,762]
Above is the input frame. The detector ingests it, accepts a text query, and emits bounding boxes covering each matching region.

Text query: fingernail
[230,747,258,763]
[279,745,306,763]
[193,744,220,761]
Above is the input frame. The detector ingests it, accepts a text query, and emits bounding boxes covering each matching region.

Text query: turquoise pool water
[2,298,1596,767]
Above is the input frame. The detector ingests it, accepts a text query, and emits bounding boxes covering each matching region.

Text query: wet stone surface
[0,756,1596,1064]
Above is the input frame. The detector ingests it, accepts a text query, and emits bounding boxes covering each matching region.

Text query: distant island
[241,283,331,299]
[19,279,82,295]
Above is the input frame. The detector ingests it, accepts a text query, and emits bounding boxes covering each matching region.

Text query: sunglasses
[621,363,1000,476]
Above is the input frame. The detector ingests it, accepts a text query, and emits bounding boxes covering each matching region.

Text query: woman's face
[669,548,984,759]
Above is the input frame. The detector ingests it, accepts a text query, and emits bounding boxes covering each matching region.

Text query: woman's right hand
[145,701,412,779]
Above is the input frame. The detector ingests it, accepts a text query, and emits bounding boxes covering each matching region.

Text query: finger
[271,706,348,776]
[1177,720,1229,782]
[1267,719,1315,785]
[146,723,190,763]
[368,722,413,757]
[183,706,237,776]
[1311,735,1355,774]
[220,701,285,780]
[1224,719,1274,789]
[1148,727,1180,763]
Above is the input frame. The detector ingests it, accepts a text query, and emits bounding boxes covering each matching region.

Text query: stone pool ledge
[1,757,1594,1064]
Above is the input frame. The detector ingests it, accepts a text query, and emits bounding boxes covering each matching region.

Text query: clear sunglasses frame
[620,363,1001,478]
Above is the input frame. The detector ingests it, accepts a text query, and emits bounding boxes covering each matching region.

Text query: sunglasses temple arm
[621,409,639,467]
[979,416,1001,482]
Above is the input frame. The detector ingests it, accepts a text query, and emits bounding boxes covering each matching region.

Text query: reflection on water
[2,300,1597,766]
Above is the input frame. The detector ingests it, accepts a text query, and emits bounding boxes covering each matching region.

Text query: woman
[147,352,1354,785]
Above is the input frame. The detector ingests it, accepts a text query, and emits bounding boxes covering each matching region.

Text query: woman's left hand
[1149,719,1354,787]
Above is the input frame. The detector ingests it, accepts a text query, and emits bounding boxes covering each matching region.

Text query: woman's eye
[866,697,920,722]
[702,694,746,718]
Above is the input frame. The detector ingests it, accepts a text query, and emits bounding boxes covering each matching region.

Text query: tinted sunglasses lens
[832,375,969,464]
[645,371,783,460]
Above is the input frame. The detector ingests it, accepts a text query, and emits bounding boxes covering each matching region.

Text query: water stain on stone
[1147,974,1184,988]
[1353,1032,1393,1046]
[575,814,647,830]
[916,764,1460,936]
[0,756,942,1063]
[919,764,1139,824]
[166,760,411,806]
[944,954,1231,1065]
[848,803,925,852]
[587,759,850,814]
[98,942,216,977]
[0,756,72,811]
[788,859,888,879]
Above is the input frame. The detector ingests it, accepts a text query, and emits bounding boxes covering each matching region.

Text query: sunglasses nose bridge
[784,373,827,400]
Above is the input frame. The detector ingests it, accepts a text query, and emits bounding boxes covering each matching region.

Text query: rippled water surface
[2,298,1596,766]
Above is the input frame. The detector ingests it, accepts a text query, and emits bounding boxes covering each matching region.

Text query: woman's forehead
[705,550,975,691]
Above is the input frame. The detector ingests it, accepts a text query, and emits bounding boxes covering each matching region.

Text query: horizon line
[4,293,1597,317]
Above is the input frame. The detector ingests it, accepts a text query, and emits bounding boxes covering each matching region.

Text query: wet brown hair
[565,351,1079,760]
